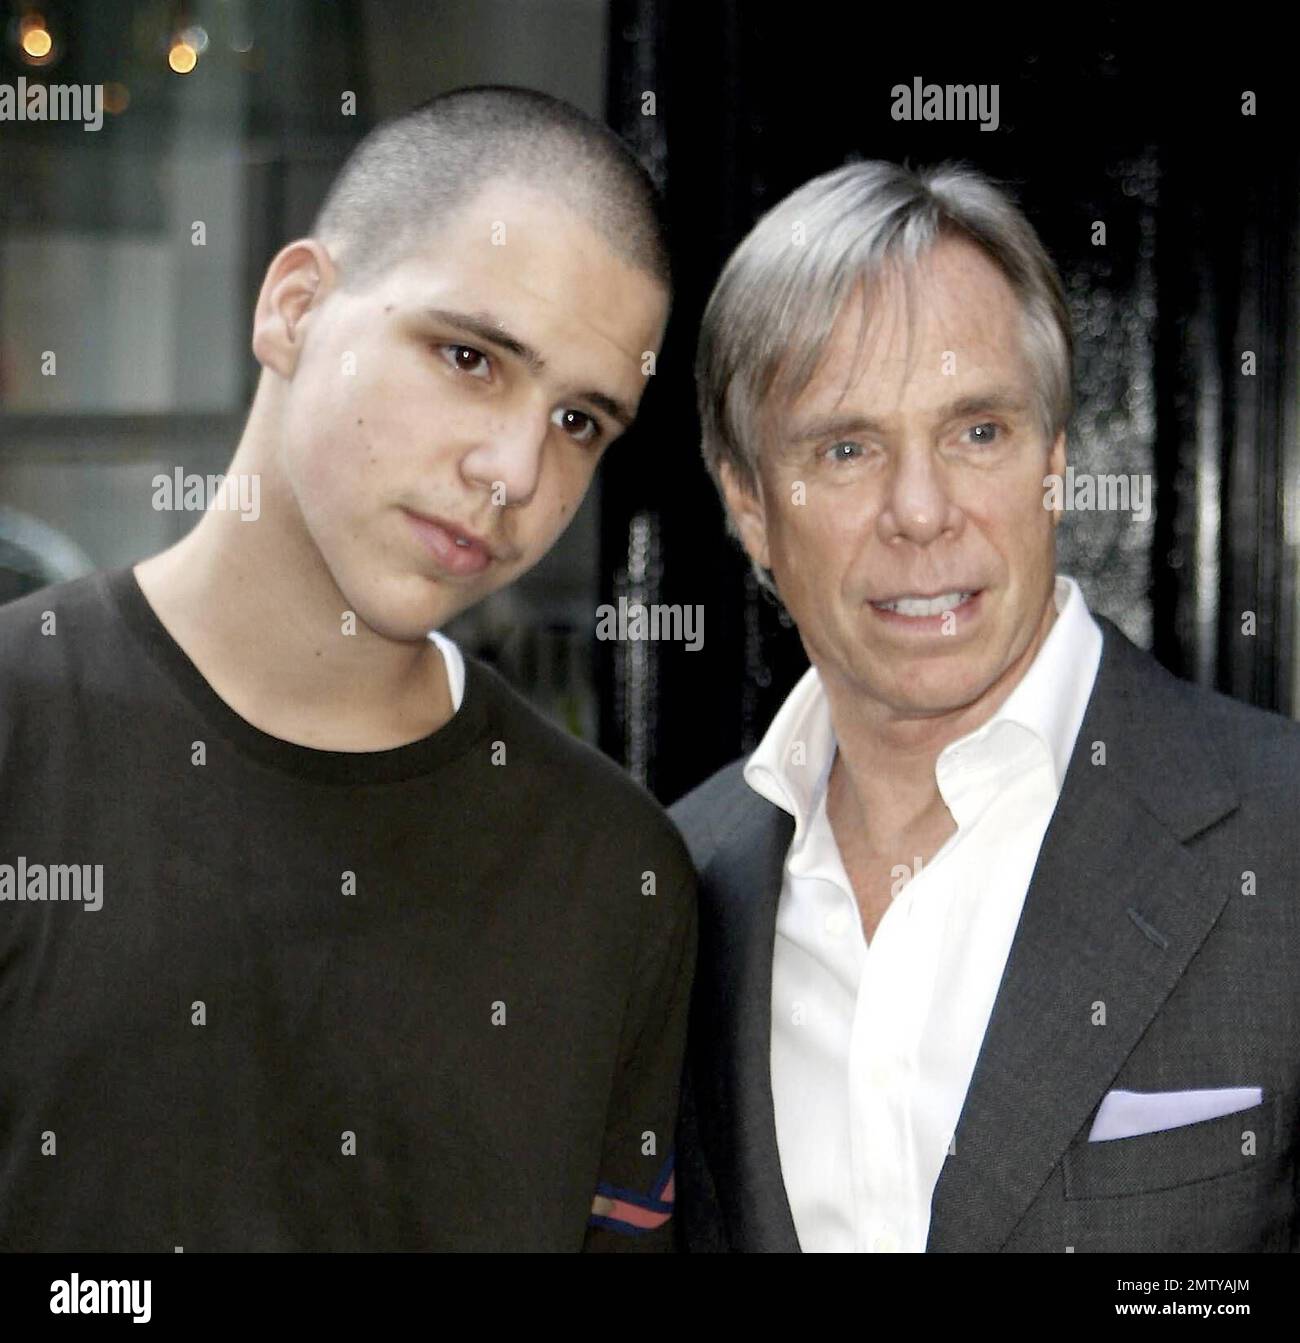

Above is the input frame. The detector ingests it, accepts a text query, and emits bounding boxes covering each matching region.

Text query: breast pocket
[1063,1096,1279,1199]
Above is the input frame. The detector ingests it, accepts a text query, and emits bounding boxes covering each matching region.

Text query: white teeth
[874,591,972,616]
[454,536,470,547]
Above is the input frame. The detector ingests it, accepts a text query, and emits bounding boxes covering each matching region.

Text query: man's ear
[719,459,771,571]
[1047,429,1067,529]
[251,239,338,379]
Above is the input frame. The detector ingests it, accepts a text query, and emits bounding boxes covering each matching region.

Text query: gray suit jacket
[669,617,1300,1252]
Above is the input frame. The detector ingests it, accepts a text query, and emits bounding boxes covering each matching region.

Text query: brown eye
[552,407,599,444]
[440,344,491,378]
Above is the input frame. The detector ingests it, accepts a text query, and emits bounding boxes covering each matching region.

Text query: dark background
[603,2,1300,802]
[2,1,1296,805]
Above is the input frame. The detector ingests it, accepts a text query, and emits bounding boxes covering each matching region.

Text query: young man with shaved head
[0,86,693,1252]
[673,161,1300,1253]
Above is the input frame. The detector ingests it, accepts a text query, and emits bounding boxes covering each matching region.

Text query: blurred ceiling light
[21,27,51,57]
[180,24,209,53]
[168,39,198,74]
[17,12,56,65]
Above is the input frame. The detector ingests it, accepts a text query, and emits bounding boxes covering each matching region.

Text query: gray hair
[696,159,1072,574]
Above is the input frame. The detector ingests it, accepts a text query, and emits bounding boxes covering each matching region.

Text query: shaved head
[313,84,670,291]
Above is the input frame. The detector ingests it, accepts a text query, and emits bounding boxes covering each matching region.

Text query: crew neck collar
[105,565,488,785]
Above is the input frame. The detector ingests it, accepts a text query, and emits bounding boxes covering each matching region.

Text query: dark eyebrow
[787,389,1031,443]
[425,306,634,430]
[581,391,633,430]
[427,307,544,371]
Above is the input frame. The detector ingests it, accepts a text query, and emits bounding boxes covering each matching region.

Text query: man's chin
[378,602,473,643]
[865,660,1003,720]
[340,579,479,644]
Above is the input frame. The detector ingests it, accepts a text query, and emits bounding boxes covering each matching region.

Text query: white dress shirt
[747,576,1103,1252]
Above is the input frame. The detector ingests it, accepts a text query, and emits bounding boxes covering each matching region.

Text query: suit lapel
[695,796,802,1251]
[927,619,1239,1251]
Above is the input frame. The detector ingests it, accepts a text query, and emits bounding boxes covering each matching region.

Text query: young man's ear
[251,239,338,378]
[719,459,771,572]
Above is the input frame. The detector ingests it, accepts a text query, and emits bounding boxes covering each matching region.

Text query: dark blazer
[670,616,1300,1252]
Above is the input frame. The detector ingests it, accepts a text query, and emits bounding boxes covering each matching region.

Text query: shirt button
[871,1228,899,1252]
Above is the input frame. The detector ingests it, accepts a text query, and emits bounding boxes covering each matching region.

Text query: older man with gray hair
[671,160,1300,1253]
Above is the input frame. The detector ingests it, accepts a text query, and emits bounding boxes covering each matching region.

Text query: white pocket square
[1087,1086,1263,1142]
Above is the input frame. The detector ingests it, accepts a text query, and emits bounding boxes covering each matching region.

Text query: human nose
[459,407,549,507]
[876,439,960,546]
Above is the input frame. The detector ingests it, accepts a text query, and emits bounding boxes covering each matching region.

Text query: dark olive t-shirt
[0,568,696,1251]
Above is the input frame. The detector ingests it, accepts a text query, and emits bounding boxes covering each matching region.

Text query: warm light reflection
[20,25,53,60]
[168,40,197,74]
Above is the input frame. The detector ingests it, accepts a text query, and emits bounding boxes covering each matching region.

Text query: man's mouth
[403,508,498,577]
[869,590,980,617]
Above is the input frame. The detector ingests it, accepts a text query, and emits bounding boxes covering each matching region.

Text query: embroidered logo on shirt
[589,1152,675,1235]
